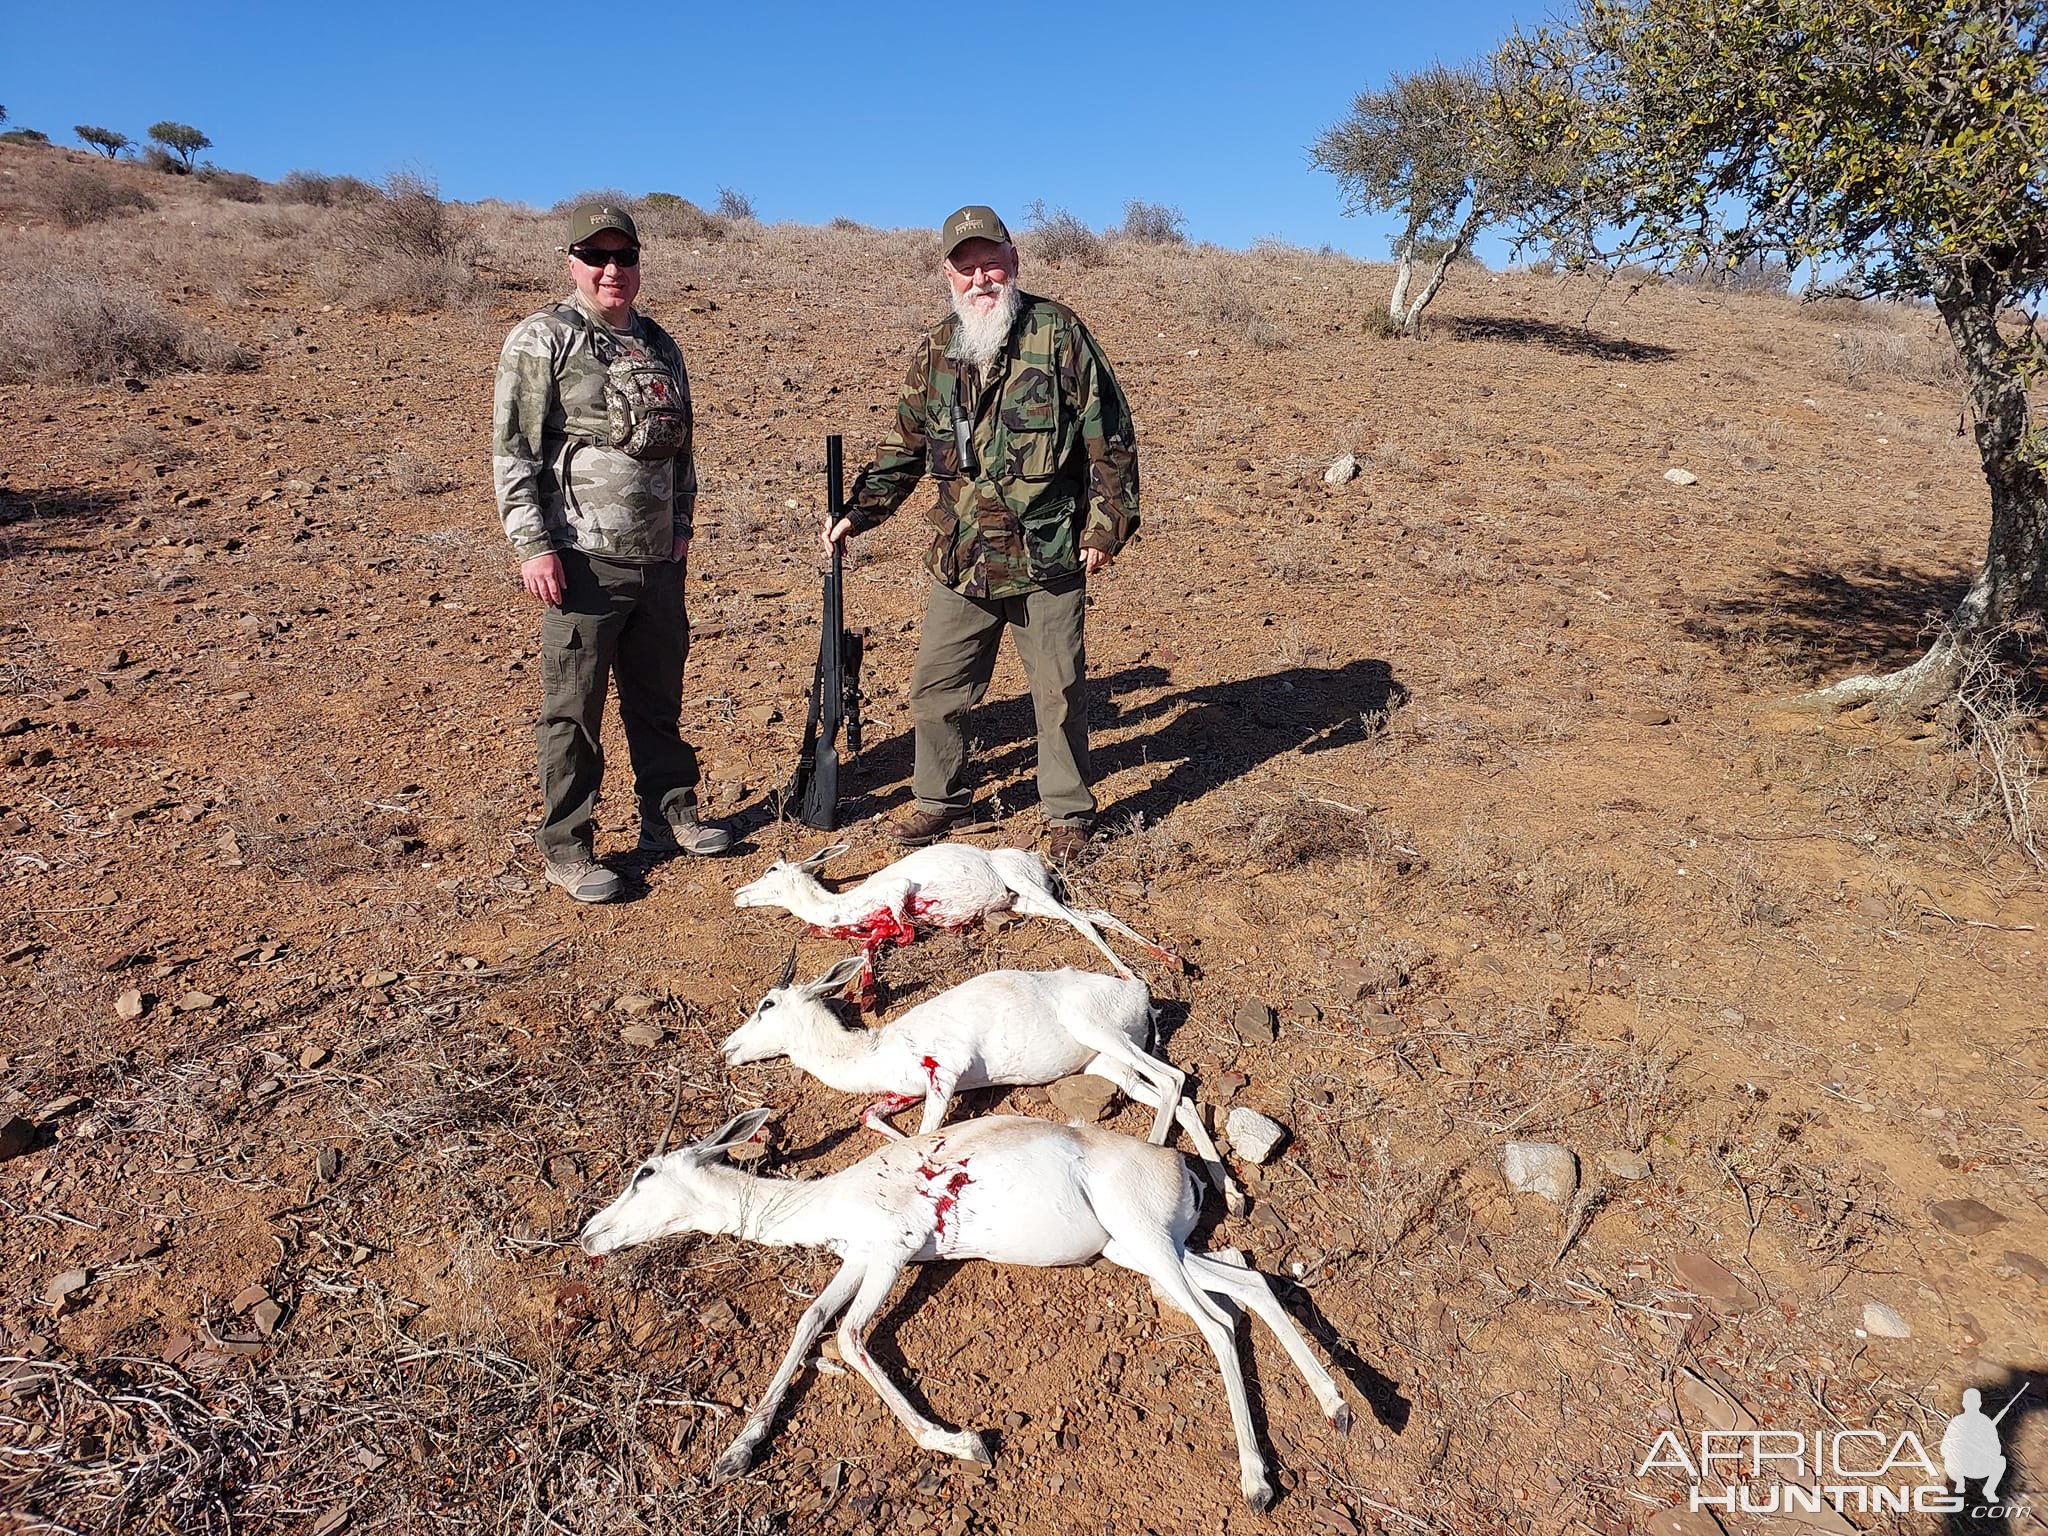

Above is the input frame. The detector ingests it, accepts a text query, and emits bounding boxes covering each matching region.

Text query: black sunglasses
[571,245,641,269]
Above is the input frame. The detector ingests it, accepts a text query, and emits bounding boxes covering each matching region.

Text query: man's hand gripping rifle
[786,435,864,830]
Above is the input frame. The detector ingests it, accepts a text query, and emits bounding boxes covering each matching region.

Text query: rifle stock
[787,435,861,829]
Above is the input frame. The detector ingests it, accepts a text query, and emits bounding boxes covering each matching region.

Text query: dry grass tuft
[323,173,490,312]
[50,166,155,227]
[0,270,253,383]
[1219,793,1394,871]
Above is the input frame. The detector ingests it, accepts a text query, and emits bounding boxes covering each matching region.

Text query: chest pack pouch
[554,303,690,462]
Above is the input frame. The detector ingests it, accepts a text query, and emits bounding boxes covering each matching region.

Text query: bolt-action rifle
[785,435,863,829]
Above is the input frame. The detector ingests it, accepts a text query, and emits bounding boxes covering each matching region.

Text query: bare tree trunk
[1808,268,2046,707]
[1388,218,1421,331]
[1396,202,1490,336]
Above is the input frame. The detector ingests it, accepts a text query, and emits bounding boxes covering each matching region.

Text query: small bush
[637,192,725,243]
[827,215,867,231]
[0,128,51,147]
[1120,200,1186,244]
[326,173,489,312]
[141,146,187,175]
[197,167,266,203]
[277,170,379,206]
[0,270,254,383]
[714,185,757,221]
[1021,200,1103,267]
[50,168,155,228]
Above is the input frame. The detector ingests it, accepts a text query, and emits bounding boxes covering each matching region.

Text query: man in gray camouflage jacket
[492,202,729,903]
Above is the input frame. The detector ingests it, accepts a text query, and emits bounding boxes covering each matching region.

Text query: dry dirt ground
[2,148,2045,1536]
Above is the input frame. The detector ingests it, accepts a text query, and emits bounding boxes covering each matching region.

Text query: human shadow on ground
[1943,1366,2042,1536]
[1443,313,1679,363]
[0,485,132,559]
[818,658,1405,831]
[1681,561,1978,679]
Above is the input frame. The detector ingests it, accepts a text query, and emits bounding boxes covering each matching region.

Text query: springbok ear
[806,955,868,998]
[691,1108,773,1159]
[794,842,851,874]
[774,944,799,989]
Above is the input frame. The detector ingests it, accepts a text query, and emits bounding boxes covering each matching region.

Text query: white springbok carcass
[580,1110,1350,1510]
[732,843,1179,998]
[721,954,1244,1214]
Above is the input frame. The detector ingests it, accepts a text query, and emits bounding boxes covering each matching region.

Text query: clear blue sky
[7,0,1539,260]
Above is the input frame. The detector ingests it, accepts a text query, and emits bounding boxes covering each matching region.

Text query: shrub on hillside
[326,172,489,312]
[0,270,253,383]
[51,167,155,228]
[0,129,51,147]
[277,170,379,207]
[1120,200,1187,244]
[637,191,726,242]
[197,168,266,203]
[1020,200,1103,267]
[141,146,187,175]
[714,186,757,222]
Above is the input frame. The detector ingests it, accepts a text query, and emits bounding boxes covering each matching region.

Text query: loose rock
[173,991,220,1013]
[1860,1300,1911,1338]
[619,1024,666,1048]
[1047,1075,1119,1123]
[1233,998,1277,1043]
[1929,1198,2006,1237]
[1503,1141,1578,1203]
[45,1269,92,1309]
[1226,1107,1288,1164]
[116,989,147,1020]
[1663,468,1698,485]
[1672,1251,1757,1313]
[1596,1150,1651,1181]
[1323,453,1360,485]
[614,994,658,1017]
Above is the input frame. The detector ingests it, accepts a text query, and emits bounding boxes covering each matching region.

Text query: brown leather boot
[890,806,982,847]
[1045,822,1094,864]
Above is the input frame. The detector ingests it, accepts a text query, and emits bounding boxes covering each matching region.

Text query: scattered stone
[316,1147,341,1181]
[1645,1510,1728,1536]
[1672,1251,1757,1313]
[1860,1300,1911,1338]
[1233,998,1277,1043]
[308,1507,350,1536]
[614,994,658,1017]
[745,704,781,725]
[251,1299,285,1337]
[173,991,220,1013]
[230,1285,270,1315]
[1929,1198,2006,1237]
[1323,453,1360,485]
[2000,1251,2047,1286]
[1047,1075,1119,1123]
[1628,706,1676,726]
[1329,959,1373,1002]
[298,1045,330,1070]
[1663,468,1698,486]
[700,1298,737,1330]
[1226,1107,1288,1164]
[44,1269,92,1310]
[360,970,400,988]
[619,1024,666,1048]
[1210,1071,1249,1101]
[1596,1150,1651,1181]
[1502,1141,1578,1203]
[116,989,147,1020]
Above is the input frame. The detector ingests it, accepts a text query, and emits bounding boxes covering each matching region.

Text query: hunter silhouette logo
[1640,1381,2030,1518]
[1942,1386,2023,1500]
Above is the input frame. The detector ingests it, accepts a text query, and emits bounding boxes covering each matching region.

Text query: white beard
[948,279,1022,368]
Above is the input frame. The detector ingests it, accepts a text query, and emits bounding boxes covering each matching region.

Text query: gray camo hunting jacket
[491,294,696,563]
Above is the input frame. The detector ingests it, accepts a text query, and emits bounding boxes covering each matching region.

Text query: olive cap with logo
[566,203,640,249]
[940,205,1011,258]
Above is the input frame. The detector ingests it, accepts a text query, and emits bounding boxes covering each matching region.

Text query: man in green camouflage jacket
[825,205,1140,863]
[492,202,729,903]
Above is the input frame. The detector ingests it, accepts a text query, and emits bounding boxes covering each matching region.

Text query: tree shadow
[827,658,1404,830]
[1943,1367,2041,1536]
[1443,314,1679,363]
[1682,561,1973,679]
[0,485,131,558]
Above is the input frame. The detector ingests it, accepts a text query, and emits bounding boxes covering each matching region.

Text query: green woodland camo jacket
[491,294,696,563]
[844,293,1139,599]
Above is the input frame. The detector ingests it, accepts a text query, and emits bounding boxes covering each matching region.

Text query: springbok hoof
[927,1429,991,1464]
[713,1441,756,1480]
[1330,1402,1353,1435]
[1243,1475,1276,1512]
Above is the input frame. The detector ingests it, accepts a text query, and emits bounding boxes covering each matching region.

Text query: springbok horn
[652,1070,688,1157]
[775,943,799,990]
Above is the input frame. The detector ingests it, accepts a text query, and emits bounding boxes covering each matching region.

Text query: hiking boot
[637,803,733,856]
[1045,822,1095,864]
[890,806,982,847]
[543,854,622,903]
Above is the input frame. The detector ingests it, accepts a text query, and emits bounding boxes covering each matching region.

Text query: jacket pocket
[1003,396,1061,482]
[1020,496,1079,581]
